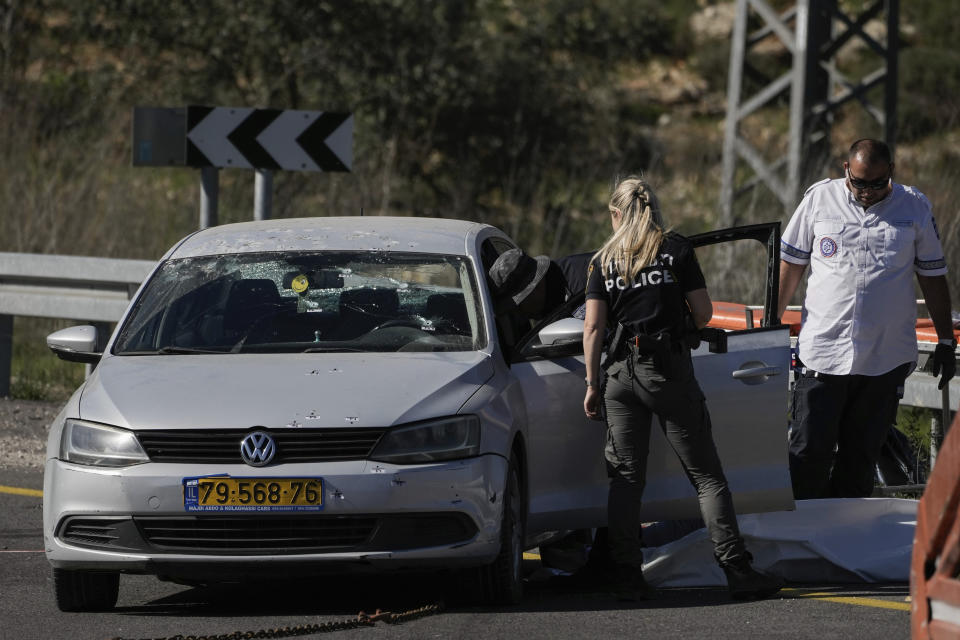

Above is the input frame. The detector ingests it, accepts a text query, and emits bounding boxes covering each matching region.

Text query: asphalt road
[1,465,912,640]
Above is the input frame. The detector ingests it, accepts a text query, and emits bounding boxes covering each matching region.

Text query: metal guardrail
[0,252,155,322]
[0,252,156,396]
[873,484,927,496]
[907,351,959,412]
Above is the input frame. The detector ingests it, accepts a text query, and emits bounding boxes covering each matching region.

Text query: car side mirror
[522,317,584,360]
[47,325,102,364]
[538,317,584,346]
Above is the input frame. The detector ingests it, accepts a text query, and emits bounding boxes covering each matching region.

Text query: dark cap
[488,248,551,306]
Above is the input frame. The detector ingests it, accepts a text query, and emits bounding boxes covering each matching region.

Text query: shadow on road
[115,572,452,618]
[112,555,908,620]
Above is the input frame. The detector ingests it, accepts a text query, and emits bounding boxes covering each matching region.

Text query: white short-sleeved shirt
[781,178,947,376]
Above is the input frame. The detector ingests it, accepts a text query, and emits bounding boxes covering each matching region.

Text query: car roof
[167,216,494,259]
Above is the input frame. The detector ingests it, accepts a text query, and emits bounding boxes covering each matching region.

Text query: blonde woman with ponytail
[582,177,781,602]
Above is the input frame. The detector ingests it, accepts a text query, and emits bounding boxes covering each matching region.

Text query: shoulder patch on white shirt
[818,236,839,258]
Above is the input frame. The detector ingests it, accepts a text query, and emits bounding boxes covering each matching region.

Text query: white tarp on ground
[641,498,917,587]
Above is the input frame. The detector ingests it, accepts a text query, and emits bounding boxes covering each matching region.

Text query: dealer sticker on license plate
[183,476,324,512]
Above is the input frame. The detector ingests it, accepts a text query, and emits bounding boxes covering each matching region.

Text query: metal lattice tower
[720,0,899,225]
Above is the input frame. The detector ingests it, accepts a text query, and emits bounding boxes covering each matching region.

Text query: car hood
[78,352,495,430]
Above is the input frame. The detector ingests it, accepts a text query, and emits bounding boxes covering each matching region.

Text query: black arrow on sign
[228,109,282,169]
[297,112,351,172]
[185,105,214,167]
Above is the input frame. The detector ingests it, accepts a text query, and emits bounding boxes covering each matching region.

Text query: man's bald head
[848,139,892,166]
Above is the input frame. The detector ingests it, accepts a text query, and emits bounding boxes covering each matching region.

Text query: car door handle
[731,366,782,379]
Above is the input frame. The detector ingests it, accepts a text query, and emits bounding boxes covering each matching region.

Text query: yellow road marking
[0,485,43,498]
[523,552,541,560]
[782,588,910,612]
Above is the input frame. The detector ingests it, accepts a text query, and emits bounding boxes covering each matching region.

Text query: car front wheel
[479,459,524,604]
[53,568,119,612]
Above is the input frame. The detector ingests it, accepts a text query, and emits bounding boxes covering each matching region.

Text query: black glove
[932,342,957,390]
[682,313,701,350]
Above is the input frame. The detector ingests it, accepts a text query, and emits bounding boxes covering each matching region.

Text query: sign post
[254,169,272,221]
[200,167,219,229]
[133,106,352,228]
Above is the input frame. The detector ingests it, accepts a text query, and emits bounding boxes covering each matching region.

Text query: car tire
[478,459,524,605]
[53,568,119,612]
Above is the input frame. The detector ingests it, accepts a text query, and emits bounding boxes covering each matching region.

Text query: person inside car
[488,248,572,323]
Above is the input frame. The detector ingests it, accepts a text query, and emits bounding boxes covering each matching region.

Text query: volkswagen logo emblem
[240,431,276,467]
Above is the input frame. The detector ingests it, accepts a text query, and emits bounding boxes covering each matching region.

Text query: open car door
[655,222,795,519]
[510,222,794,529]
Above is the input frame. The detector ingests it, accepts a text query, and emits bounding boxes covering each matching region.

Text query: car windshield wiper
[155,346,232,355]
[301,346,366,353]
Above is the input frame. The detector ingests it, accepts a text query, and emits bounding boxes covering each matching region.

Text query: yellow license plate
[183,476,323,512]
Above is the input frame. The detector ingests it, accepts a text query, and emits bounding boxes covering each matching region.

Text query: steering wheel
[370,315,435,333]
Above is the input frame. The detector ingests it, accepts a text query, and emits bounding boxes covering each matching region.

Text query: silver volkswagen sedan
[43,216,793,610]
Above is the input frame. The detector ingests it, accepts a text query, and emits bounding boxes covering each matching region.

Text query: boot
[721,558,782,601]
[550,558,615,590]
[611,564,656,602]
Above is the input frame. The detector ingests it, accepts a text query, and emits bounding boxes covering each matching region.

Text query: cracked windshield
[113,251,484,354]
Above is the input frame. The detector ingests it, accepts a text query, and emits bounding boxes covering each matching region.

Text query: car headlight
[369,416,480,464]
[60,420,149,467]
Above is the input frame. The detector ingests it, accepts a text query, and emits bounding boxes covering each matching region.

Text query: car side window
[690,222,782,334]
[480,237,516,273]
[479,237,531,358]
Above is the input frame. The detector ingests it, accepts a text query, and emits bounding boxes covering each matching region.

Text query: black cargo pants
[603,344,748,568]
[788,362,911,499]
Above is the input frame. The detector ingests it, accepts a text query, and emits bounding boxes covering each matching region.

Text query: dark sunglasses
[846,167,889,191]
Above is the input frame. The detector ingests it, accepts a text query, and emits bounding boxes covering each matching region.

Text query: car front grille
[135,428,386,464]
[58,517,143,551]
[60,518,124,546]
[136,515,377,552]
[133,513,477,554]
[58,513,479,555]
[366,513,478,550]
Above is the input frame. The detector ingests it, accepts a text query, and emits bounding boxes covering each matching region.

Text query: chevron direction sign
[184,106,352,172]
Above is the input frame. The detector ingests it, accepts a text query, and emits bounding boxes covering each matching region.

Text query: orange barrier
[917,319,960,345]
[707,301,801,335]
[708,301,960,343]
[911,411,960,639]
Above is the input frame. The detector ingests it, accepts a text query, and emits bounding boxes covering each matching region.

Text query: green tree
[2,0,694,255]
